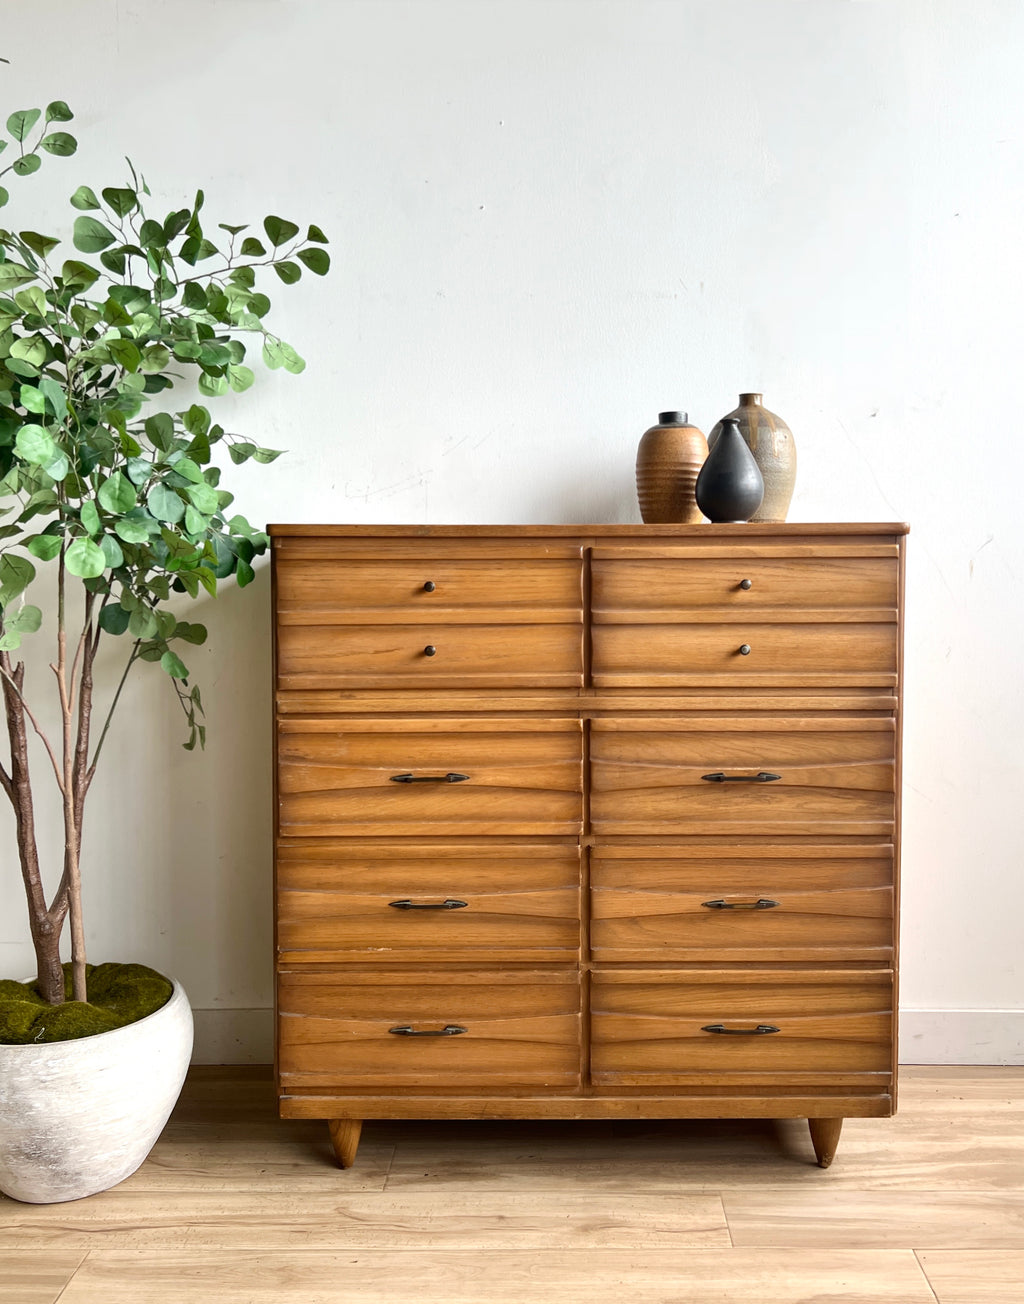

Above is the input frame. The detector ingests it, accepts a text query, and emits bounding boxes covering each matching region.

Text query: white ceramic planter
[0,978,193,1203]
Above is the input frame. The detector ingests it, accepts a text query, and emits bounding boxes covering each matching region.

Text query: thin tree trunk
[0,652,66,1004]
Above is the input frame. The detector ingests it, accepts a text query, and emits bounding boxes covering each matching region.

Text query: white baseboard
[189,1007,1024,1067]
[899,1010,1024,1065]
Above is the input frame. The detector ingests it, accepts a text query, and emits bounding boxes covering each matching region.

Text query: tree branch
[0,662,66,794]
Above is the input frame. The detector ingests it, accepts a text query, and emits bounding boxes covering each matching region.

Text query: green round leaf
[99,534,124,569]
[15,424,55,465]
[6,109,41,142]
[45,101,74,124]
[73,216,117,253]
[98,603,131,634]
[40,132,77,157]
[160,649,189,679]
[70,186,101,211]
[64,536,106,578]
[273,261,301,285]
[296,247,330,276]
[106,338,142,372]
[263,215,299,247]
[306,224,329,244]
[12,155,42,177]
[114,517,150,544]
[147,483,185,524]
[26,533,62,561]
[98,470,138,513]
[102,186,137,218]
[240,236,266,257]
[227,364,254,393]
[80,500,101,537]
[129,606,158,638]
[0,186,9,209]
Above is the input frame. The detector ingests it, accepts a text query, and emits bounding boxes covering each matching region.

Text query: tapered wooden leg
[808,1116,843,1168]
[328,1119,363,1169]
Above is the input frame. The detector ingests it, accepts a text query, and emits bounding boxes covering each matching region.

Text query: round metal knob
[423,645,437,657]
[739,644,751,656]
[739,578,752,590]
[423,581,436,592]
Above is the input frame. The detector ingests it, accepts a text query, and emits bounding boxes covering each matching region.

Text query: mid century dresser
[271,523,907,1169]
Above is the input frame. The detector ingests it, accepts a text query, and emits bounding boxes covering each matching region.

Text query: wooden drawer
[278,717,583,836]
[590,845,894,963]
[590,717,895,837]
[590,970,893,1087]
[278,971,581,1090]
[591,622,896,688]
[277,622,583,690]
[277,842,581,963]
[275,555,583,623]
[592,553,897,618]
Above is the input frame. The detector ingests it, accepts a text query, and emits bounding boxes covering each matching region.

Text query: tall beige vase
[708,393,796,522]
[635,411,708,524]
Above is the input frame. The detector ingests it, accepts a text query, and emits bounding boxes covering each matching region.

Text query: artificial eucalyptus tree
[0,101,328,1007]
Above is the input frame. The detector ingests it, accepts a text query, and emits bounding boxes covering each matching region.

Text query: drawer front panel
[592,555,897,618]
[278,843,580,962]
[590,848,894,963]
[277,622,583,689]
[591,623,896,687]
[278,718,583,836]
[276,556,583,623]
[590,719,895,836]
[590,971,893,1085]
[278,972,581,1090]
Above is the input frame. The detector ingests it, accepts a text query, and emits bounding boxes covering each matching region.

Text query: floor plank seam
[913,1249,943,1304]
[50,1249,91,1304]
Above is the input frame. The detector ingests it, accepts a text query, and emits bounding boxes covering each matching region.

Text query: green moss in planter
[0,963,173,1045]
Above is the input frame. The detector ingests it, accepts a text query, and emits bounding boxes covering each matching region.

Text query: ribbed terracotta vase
[708,393,796,522]
[635,411,708,524]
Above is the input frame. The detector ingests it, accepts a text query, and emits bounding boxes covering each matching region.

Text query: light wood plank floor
[2,1066,1022,1303]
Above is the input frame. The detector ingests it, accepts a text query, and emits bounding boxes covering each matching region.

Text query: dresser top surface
[268,523,910,539]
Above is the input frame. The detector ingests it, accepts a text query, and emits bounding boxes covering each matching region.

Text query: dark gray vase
[695,418,764,523]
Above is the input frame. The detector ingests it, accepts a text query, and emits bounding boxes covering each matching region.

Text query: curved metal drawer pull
[701,771,781,783]
[388,1024,467,1037]
[388,898,468,911]
[701,1023,780,1036]
[389,772,470,784]
[701,898,780,911]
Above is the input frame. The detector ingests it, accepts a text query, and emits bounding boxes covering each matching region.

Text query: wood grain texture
[592,554,898,616]
[591,847,893,963]
[590,718,896,837]
[916,1251,1024,1302]
[277,718,582,837]
[277,621,584,689]
[6,1066,1019,1304]
[278,971,581,1090]
[275,556,583,621]
[51,1249,938,1303]
[725,1190,1024,1247]
[0,1253,85,1303]
[278,844,580,963]
[591,622,897,686]
[590,970,893,1085]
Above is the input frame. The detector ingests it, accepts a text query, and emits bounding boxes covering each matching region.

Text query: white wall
[1,0,1020,1063]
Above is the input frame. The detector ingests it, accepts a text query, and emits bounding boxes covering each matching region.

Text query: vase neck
[738,393,762,407]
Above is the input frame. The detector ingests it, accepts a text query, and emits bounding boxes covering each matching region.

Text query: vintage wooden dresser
[271,523,907,1168]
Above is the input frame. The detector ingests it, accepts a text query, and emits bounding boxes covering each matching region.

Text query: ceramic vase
[695,417,764,523]
[0,979,193,1203]
[635,411,708,524]
[708,393,796,522]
